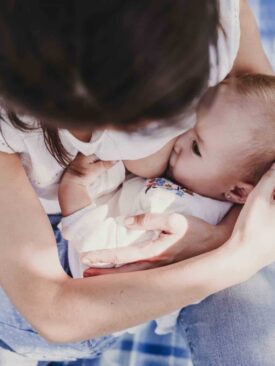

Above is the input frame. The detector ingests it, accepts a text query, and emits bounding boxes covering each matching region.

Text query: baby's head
[168,74,275,203]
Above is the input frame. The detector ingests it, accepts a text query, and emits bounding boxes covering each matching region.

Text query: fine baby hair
[228,73,275,185]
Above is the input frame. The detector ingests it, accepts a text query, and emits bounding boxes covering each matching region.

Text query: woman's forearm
[48,238,249,343]
[38,243,233,343]
[0,153,229,344]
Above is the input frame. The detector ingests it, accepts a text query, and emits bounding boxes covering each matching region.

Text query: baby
[58,74,275,333]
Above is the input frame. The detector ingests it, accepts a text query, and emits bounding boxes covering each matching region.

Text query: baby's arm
[58,153,114,217]
[124,137,176,178]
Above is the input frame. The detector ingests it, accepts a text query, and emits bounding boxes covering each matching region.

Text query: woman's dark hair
[0,0,219,165]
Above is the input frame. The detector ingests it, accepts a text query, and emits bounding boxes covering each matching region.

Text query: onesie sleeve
[142,178,232,225]
[175,193,233,226]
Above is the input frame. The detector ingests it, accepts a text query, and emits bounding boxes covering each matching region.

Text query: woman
[0,0,274,365]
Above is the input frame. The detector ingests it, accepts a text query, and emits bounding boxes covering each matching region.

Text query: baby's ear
[224,182,254,204]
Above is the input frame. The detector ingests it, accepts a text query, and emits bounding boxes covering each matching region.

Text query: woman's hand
[82,207,240,276]
[227,163,275,274]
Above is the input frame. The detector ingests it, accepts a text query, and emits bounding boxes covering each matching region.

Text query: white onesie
[60,162,232,335]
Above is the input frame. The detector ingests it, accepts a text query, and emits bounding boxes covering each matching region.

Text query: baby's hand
[61,153,117,186]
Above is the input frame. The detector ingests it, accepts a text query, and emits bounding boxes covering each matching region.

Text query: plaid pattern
[37,322,192,366]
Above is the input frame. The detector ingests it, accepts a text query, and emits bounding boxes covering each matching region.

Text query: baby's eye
[192,140,201,157]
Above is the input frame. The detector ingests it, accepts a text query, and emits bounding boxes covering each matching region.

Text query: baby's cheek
[173,167,188,187]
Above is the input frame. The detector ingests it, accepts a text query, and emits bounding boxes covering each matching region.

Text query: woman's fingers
[83,261,157,277]
[125,212,188,235]
[228,162,275,273]
[81,241,158,266]
[81,213,190,266]
[81,213,212,266]
[81,231,179,266]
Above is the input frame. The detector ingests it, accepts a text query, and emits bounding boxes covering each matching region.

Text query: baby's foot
[61,153,117,186]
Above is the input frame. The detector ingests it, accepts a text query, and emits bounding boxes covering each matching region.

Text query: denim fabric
[178,263,275,366]
[38,321,191,366]
[0,215,118,362]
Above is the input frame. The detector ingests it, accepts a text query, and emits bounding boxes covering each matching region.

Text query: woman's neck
[68,129,93,142]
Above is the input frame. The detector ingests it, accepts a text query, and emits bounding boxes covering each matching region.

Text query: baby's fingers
[124,213,188,235]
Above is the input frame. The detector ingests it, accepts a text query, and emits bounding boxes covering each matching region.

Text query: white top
[60,163,232,335]
[0,0,240,214]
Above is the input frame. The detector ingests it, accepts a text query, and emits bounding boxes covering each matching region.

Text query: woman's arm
[0,152,193,342]
[83,206,240,275]
[1,152,274,344]
[231,0,273,75]
[0,152,235,343]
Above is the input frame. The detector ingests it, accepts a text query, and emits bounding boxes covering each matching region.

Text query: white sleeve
[142,179,232,225]
[180,194,232,225]
[154,191,232,226]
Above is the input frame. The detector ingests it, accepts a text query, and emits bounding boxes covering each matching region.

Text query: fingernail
[111,160,118,165]
[125,217,135,225]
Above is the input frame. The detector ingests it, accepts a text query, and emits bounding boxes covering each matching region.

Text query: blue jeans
[0,215,118,362]
[178,263,275,366]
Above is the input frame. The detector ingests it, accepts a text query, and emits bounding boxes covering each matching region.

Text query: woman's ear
[224,182,254,204]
